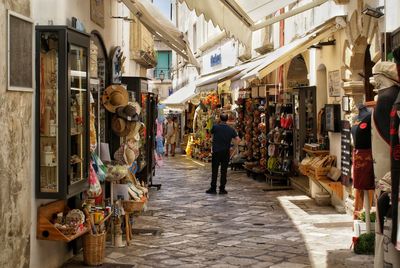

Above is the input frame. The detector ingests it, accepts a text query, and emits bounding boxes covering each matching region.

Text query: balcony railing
[153,68,171,80]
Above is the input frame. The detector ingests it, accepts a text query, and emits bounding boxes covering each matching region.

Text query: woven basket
[83,232,106,266]
[122,200,145,213]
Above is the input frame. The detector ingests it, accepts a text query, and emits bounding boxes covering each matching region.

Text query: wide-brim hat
[102,85,129,113]
[125,122,144,142]
[116,103,139,122]
[111,116,132,137]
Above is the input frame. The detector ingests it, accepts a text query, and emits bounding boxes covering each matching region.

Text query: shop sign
[340,120,352,186]
[210,53,221,67]
[328,70,341,97]
[217,80,231,94]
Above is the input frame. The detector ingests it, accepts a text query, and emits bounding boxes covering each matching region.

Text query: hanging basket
[83,231,106,266]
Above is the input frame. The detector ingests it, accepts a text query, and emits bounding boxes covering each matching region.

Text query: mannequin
[372,61,400,268]
[351,105,374,222]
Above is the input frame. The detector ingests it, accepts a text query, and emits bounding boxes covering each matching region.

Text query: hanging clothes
[390,91,400,246]
[156,118,164,138]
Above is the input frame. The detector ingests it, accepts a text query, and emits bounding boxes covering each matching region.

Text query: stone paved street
[65,155,373,268]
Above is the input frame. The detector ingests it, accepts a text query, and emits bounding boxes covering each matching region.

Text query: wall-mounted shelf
[37,200,89,242]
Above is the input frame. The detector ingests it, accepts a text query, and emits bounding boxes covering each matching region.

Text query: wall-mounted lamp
[159,70,165,82]
[309,39,336,49]
[362,6,384,18]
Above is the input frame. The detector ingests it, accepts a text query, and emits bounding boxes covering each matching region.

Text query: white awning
[178,0,329,47]
[122,0,199,70]
[242,18,339,81]
[178,0,252,48]
[195,53,272,92]
[162,72,222,106]
[162,83,197,106]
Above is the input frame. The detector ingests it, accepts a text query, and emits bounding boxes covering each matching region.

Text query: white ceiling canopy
[223,0,298,24]
[178,0,329,47]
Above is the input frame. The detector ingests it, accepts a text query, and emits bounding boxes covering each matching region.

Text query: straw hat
[124,146,137,166]
[111,116,131,137]
[102,85,129,112]
[125,121,144,141]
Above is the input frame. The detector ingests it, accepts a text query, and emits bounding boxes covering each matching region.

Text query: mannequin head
[373,62,400,91]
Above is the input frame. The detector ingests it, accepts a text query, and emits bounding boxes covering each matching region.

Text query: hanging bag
[87,162,102,198]
[91,153,106,182]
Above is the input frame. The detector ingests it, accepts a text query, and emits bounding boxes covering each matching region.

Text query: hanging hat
[125,121,143,141]
[116,103,139,122]
[124,145,137,166]
[373,62,399,82]
[111,116,131,137]
[102,85,129,113]
[131,101,141,116]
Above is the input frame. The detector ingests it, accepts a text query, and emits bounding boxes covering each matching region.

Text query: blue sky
[152,0,172,20]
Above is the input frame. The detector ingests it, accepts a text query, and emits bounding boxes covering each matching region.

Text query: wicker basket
[83,232,106,266]
[122,200,145,213]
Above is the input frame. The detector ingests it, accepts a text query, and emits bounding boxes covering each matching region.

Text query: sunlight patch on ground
[277,195,353,268]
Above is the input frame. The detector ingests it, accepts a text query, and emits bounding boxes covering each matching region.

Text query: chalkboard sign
[7,10,33,91]
[341,120,352,186]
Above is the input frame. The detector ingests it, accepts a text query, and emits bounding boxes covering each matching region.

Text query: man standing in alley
[206,113,240,194]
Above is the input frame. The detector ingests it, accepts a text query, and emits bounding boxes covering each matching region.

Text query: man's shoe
[206,188,217,194]
[219,189,228,195]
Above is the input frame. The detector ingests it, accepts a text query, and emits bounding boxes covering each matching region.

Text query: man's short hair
[220,113,228,122]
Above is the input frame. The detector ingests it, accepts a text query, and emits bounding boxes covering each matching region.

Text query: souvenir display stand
[265,100,294,186]
[121,76,158,188]
[241,95,267,181]
[190,92,220,162]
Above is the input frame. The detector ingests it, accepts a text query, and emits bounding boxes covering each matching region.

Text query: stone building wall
[0,0,33,267]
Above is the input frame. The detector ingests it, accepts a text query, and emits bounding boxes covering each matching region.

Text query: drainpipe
[175,0,179,88]
[279,8,285,90]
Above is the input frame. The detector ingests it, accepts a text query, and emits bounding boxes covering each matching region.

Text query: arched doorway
[90,31,109,153]
[316,64,327,143]
[287,54,309,88]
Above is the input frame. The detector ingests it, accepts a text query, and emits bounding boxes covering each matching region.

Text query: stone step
[290,176,311,196]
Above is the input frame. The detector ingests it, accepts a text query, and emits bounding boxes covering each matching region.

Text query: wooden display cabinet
[35,26,90,199]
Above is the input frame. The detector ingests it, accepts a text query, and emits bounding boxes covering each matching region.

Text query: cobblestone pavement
[65,155,364,268]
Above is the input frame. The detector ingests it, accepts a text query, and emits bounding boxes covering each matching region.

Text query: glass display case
[36,26,90,199]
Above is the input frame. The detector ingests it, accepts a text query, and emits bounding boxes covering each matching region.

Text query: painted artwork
[90,0,105,28]
[328,70,341,97]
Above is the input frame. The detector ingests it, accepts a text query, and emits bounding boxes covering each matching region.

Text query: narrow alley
[64,156,368,268]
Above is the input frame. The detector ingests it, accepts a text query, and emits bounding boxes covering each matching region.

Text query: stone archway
[287,54,309,88]
[342,8,380,106]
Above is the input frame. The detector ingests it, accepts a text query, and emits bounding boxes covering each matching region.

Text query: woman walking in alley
[206,113,240,194]
[164,116,178,157]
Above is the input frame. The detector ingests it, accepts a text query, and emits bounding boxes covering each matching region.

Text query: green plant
[354,233,375,255]
[359,211,376,223]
